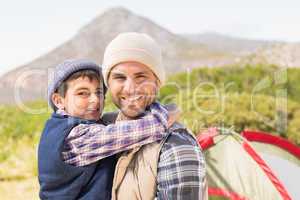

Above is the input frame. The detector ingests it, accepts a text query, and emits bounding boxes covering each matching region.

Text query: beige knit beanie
[102,32,165,86]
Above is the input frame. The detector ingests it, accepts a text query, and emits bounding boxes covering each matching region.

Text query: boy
[38,59,175,200]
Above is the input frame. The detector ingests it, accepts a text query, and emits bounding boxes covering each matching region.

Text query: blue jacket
[38,113,116,200]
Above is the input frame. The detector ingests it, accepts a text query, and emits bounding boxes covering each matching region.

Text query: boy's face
[53,76,104,121]
[107,61,159,119]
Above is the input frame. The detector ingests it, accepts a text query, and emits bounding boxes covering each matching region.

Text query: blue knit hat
[48,59,104,111]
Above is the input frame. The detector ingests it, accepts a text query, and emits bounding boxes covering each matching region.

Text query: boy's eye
[77,91,90,97]
[95,90,104,97]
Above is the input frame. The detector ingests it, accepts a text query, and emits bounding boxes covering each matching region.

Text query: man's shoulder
[157,123,207,200]
[158,122,205,171]
[164,122,199,147]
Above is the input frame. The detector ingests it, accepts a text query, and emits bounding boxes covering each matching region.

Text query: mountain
[0,7,235,104]
[240,42,300,67]
[183,33,300,67]
[0,7,299,104]
[183,32,273,53]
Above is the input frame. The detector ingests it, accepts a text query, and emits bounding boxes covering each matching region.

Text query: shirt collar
[56,109,69,116]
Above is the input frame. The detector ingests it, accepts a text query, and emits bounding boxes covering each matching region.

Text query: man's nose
[123,78,136,95]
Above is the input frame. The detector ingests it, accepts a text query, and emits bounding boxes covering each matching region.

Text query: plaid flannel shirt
[60,102,168,166]
[60,102,207,199]
[156,123,207,199]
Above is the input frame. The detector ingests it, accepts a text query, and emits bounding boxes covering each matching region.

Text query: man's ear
[51,93,65,110]
[155,79,161,94]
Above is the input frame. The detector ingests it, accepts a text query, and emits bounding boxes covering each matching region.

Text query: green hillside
[0,64,299,199]
[159,64,300,143]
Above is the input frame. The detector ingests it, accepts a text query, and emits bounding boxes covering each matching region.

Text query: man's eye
[113,75,126,80]
[136,75,146,78]
[136,75,147,82]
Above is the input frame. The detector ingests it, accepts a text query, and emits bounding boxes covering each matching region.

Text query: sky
[1,0,300,76]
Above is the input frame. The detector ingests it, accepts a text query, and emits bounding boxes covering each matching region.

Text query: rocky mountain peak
[0,7,299,104]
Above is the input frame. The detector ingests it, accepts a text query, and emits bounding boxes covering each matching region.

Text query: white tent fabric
[254,145,300,199]
[198,128,299,200]
[205,134,282,200]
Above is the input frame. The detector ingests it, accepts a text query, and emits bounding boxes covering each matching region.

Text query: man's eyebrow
[134,72,147,76]
[110,72,126,76]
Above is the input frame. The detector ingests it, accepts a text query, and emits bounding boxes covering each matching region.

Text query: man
[102,32,207,200]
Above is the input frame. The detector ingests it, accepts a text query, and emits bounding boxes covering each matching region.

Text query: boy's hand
[165,103,181,128]
[148,102,181,129]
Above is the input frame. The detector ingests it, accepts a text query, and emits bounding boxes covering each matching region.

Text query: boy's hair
[48,59,105,111]
[55,69,106,97]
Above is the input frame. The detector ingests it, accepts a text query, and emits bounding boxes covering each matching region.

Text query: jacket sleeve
[62,102,169,166]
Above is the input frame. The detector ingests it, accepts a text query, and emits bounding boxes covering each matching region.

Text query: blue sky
[1,0,300,75]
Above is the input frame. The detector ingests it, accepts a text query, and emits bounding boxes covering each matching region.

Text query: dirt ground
[0,177,39,200]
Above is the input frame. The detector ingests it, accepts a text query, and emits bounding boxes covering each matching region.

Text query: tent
[197,128,300,200]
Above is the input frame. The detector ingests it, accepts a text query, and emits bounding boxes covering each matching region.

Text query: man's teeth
[128,95,142,101]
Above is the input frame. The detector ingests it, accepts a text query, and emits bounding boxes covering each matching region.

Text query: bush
[0,101,50,179]
[173,90,299,145]
[160,65,300,102]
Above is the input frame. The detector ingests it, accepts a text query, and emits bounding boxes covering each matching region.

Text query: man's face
[55,77,104,121]
[107,61,159,119]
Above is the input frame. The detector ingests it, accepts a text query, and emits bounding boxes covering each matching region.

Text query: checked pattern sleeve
[61,102,169,166]
[156,127,207,200]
